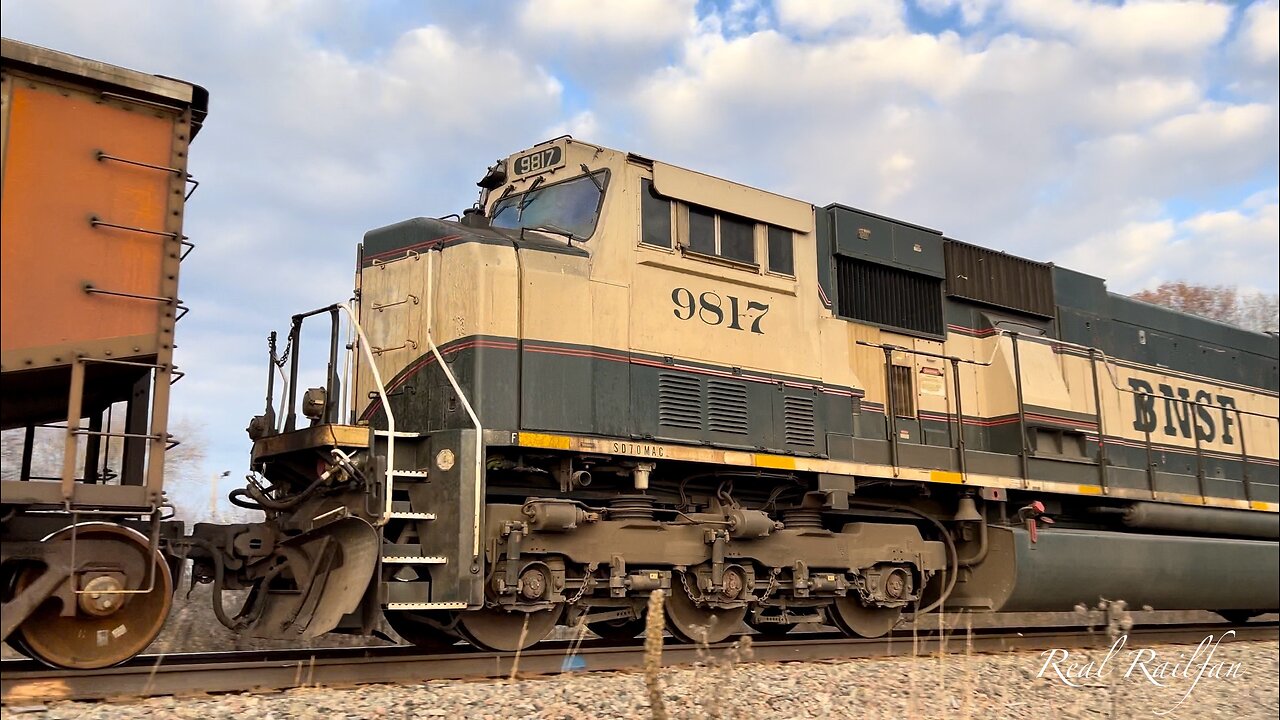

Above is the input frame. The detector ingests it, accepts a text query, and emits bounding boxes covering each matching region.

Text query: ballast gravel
[4,637,1276,720]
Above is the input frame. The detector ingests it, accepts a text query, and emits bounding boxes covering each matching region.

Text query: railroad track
[3,622,1275,704]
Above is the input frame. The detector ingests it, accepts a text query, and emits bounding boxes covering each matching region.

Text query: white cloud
[1060,219,1178,290]
[1004,0,1234,60]
[775,0,906,36]
[916,0,1000,26]
[1062,190,1280,292]
[1071,102,1276,199]
[1238,0,1280,64]
[517,0,696,45]
[1079,77,1201,129]
[546,110,600,139]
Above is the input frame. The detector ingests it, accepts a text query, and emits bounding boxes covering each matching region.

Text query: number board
[671,287,770,334]
[511,144,565,178]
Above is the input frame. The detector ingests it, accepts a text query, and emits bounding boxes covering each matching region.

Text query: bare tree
[0,411,251,521]
[1132,281,1240,323]
[1239,291,1280,334]
[1132,281,1279,334]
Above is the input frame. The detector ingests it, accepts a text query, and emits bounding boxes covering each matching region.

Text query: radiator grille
[707,380,749,435]
[944,239,1055,318]
[783,395,816,446]
[658,373,702,430]
[835,256,944,336]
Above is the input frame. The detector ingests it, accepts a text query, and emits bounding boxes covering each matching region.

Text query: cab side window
[719,214,754,264]
[684,204,757,266]
[767,225,794,276]
[688,206,716,255]
[640,179,672,249]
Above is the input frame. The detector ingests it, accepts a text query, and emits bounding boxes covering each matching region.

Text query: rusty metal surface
[0,70,186,374]
[3,622,1274,704]
[0,39,197,106]
[250,424,371,462]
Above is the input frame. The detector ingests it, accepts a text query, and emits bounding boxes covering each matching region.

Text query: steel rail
[3,622,1275,704]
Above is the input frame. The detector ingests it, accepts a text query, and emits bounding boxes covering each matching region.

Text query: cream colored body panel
[355,242,519,404]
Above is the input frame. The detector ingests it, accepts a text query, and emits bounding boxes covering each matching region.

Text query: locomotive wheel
[13,524,173,669]
[828,596,901,639]
[384,610,461,650]
[455,604,563,652]
[588,616,647,641]
[665,573,746,644]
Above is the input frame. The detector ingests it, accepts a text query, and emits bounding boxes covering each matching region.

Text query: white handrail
[337,302,396,525]
[425,249,485,558]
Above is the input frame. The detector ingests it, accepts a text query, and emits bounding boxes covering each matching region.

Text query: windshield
[490,170,609,241]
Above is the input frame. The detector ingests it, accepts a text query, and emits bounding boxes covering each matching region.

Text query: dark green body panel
[826,204,945,278]
[1053,267,1278,391]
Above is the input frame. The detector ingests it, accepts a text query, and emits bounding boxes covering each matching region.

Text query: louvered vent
[944,239,1055,318]
[707,380,749,435]
[890,365,916,417]
[835,256,944,337]
[783,395,816,446]
[658,373,702,430]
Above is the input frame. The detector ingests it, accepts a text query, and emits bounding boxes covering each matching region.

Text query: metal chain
[274,333,293,368]
[758,568,781,604]
[678,568,701,605]
[565,573,594,606]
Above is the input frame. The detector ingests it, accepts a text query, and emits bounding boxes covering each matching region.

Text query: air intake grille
[890,365,916,417]
[944,239,1055,318]
[707,380,749,434]
[835,256,944,337]
[658,373,702,430]
[783,395,816,446]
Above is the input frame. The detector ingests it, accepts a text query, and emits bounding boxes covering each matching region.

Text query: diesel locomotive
[3,39,1277,669]
[217,135,1278,653]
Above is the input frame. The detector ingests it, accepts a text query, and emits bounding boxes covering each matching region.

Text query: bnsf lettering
[1128,379,1237,445]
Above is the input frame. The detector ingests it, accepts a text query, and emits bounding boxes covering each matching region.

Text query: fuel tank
[946,525,1279,613]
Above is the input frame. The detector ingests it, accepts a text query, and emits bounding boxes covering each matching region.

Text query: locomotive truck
[2,39,1277,668]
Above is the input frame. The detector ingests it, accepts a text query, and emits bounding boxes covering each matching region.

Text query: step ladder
[374,428,465,611]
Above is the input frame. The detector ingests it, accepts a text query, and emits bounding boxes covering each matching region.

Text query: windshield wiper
[580,164,603,192]
[517,175,545,212]
[526,223,576,243]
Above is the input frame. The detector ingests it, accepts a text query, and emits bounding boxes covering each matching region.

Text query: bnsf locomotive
[220,134,1278,652]
[3,41,1277,669]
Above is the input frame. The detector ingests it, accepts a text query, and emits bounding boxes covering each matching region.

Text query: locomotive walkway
[3,621,1275,704]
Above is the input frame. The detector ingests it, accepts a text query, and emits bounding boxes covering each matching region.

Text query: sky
[2,0,1277,513]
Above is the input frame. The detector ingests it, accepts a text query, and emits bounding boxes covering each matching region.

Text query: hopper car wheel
[588,617,647,641]
[384,610,461,650]
[665,573,747,645]
[828,596,901,639]
[12,524,173,669]
[455,604,564,652]
[2,563,35,659]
